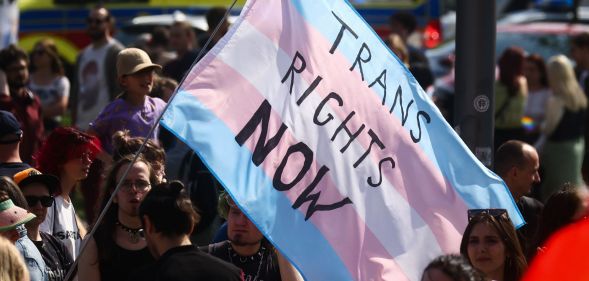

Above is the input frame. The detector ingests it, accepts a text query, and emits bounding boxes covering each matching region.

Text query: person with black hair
[198,6,231,52]
[131,181,242,281]
[78,155,157,281]
[13,169,73,281]
[535,183,589,253]
[421,254,484,281]
[0,44,44,164]
[389,12,433,90]
[460,210,528,281]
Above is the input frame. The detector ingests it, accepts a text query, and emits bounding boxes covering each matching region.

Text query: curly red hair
[34,127,102,179]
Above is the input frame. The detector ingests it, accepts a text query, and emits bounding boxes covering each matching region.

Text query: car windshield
[495,31,571,60]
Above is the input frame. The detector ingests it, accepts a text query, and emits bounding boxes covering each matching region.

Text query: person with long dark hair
[535,184,589,252]
[495,46,528,149]
[28,38,70,133]
[460,209,528,281]
[130,181,242,281]
[78,155,157,281]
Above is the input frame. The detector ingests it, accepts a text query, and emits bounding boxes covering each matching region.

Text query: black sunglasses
[467,208,508,221]
[25,195,54,208]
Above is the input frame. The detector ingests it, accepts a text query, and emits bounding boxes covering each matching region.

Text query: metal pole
[454,0,496,168]
[62,1,239,280]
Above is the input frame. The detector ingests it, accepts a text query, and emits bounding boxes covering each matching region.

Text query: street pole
[454,0,496,168]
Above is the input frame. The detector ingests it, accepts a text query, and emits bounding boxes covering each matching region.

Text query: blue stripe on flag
[161,90,355,281]
[289,0,524,227]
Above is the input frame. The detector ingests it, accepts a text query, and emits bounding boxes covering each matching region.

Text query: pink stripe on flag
[246,0,468,252]
[181,58,411,280]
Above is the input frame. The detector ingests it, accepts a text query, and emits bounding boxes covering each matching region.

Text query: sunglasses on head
[25,195,54,208]
[467,208,508,221]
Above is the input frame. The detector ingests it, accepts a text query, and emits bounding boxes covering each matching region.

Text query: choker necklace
[228,244,265,280]
[116,220,142,244]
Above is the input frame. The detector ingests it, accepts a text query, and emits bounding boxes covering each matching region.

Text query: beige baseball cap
[116,48,161,78]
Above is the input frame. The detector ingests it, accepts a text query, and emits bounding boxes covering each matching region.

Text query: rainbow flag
[161,1,523,280]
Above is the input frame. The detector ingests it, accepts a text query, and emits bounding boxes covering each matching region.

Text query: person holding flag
[160,0,525,279]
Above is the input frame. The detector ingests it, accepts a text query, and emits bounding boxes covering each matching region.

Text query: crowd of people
[0,4,587,281]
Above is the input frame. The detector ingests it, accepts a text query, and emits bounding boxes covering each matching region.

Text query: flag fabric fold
[161,0,524,280]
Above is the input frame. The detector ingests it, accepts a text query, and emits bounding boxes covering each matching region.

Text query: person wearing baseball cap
[88,47,166,155]
[13,168,73,280]
[85,47,166,232]
[0,110,31,177]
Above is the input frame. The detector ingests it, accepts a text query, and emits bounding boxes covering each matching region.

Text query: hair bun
[168,181,185,195]
[112,130,131,149]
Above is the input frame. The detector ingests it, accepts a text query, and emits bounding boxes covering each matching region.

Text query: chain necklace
[228,244,265,281]
[116,220,142,244]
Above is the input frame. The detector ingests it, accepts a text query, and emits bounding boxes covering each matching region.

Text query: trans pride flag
[161,0,524,280]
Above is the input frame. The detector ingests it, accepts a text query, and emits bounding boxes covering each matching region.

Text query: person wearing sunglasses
[72,5,123,132]
[460,209,527,281]
[78,155,157,281]
[14,168,73,281]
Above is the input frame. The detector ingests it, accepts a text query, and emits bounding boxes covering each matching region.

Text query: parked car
[116,11,238,47]
[425,15,589,126]
[426,7,589,79]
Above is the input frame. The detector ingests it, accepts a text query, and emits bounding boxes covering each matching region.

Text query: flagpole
[63,1,239,280]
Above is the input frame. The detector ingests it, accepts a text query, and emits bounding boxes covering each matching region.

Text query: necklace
[116,220,142,244]
[228,244,265,281]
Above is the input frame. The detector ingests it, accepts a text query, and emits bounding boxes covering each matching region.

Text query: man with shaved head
[495,140,543,260]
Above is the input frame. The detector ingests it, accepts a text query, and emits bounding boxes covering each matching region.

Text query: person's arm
[77,237,101,281]
[276,250,304,281]
[42,76,70,118]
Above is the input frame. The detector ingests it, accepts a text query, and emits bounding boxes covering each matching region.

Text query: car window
[495,32,571,60]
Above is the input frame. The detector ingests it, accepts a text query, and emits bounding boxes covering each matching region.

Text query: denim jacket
[15,230,47,281]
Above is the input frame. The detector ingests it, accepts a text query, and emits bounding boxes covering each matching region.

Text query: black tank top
[549,108,586,142]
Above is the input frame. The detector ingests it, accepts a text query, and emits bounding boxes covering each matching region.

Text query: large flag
[161,0,524,280]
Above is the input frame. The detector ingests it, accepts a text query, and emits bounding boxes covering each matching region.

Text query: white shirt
[75,41,116,130]
[40,195,81,260]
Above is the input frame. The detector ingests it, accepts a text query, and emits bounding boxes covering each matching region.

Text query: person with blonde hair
[0,235,29,281]
[537,54,587,201]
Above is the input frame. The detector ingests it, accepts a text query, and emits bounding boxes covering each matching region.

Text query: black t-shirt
[130,245,243,281]
[162,50,201,83]
[98,242,154,281]
[32,232,73,281]
[517,196,544,260]
[0,162,31,177]
[202,241,282,281]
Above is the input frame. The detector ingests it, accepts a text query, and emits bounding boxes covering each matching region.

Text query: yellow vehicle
[18,0,246,67]
[18,0,446,68]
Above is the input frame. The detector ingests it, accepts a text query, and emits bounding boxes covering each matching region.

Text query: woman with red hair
[34,127,101,260]
[494,46,528,150]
